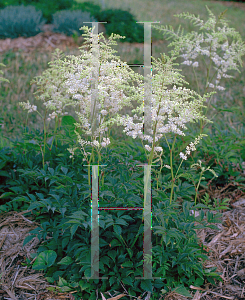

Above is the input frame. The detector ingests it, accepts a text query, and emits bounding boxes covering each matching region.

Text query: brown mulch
[0,162,245,300]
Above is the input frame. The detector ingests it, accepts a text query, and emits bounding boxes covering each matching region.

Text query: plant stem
[50,115,59,151]
[192,65,201,96]
[169,134,177,204]
[194,170,204,205]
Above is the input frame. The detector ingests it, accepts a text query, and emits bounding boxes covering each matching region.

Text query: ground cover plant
[0,0,245,299]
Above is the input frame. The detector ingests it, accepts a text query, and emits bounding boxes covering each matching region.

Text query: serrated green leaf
[84,268,91,278]
[32,250,57,270]
[48,167,54,176]
[9,186,23,193]
[35,192,45,200]
[114,218,128,226]
[61,166,68,175]
[61,237,70,249]
[79,280,91,290]
[121,260,133,268]
[140,279,152,292]
[100,190,115,198]
[113,224,122,236]
[107,250,117,263]
[125,270,134,277]
[58,286,73,292]
[70,224,79,238]
[126,247,133,259]
[109,276,116,286]
[58,277,68,287]
[22,235,36,247]
[109,239,121,248]
[28,202,44,210]
[122,276,134,287]
[57,256,73,265]
[173,286,192,297]
[100,256,111,268]
[0,192,14,199]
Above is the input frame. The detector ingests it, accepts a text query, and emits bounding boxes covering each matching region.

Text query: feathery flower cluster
[56,26,144,158]
[29,48,81,121]
[114,53,213,164]
[67,147,78,159]
[19,100,37,113]
[152,6,245,94]
[179,133,207,160]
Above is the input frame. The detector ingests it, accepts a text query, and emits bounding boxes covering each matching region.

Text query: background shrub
[0,4,46,39]
[0,0,75,23]
[51,9,97,37]
[70,1,102,19]
[93,8,145,43]
[0,0,21,9]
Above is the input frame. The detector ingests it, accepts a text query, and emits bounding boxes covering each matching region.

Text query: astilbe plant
[18,48,77,170]
[0,63,10,138]
[152,6,245,136]
[19,26,145,185]
[112,52,216,204]
[0,63,10,84]
[56,25,145,184]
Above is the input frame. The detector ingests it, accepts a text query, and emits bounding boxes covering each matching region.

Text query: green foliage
[0,0,21,9]
[94,8,145,43]
[51,9,97,37]
[201,192,230,211]
[0,127,226,299]
[0,63,10,84]
[70,1,102,19]
[0,4,46,39]
[191,122,244,188]
[31,0,76,24]
[32,250,57,270]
